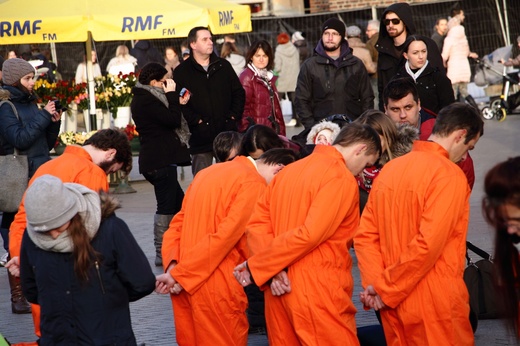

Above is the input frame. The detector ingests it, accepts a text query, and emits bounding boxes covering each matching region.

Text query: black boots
[153,214,174,267]
[8,270,31,314]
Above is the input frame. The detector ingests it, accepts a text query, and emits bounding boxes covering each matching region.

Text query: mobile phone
[179,87,190,97]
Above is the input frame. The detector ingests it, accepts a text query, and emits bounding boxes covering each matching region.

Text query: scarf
[27,183,101,253]
[134,82,191,147]
[405,60,429,82]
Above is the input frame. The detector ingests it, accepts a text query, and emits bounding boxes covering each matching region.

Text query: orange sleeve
[246,185,275,257]
[248,174,357,286]
[170,180,265,294]
[374,175,469,308]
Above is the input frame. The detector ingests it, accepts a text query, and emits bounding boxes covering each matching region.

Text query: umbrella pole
[86,32,97,131]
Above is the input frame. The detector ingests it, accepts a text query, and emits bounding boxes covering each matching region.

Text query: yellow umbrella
[0,0,251,44]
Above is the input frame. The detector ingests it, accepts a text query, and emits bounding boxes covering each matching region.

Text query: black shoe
[248,326,267,335]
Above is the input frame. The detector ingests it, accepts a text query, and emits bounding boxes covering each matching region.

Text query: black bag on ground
[463,241,503,333]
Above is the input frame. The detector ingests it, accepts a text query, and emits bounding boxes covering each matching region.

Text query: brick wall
[310,0,437,13]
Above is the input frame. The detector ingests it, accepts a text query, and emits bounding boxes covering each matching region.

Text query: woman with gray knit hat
[0,57,62,314]
[19,175,156,345]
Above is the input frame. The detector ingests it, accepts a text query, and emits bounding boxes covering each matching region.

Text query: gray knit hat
[346,25,362,38]
[2,58,35,86]
[25,175,79,232]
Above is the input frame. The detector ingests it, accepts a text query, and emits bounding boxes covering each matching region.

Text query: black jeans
[143,166,184,215]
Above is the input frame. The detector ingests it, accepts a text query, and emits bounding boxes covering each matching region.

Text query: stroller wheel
[491,99,502,110]
[481,107,495,120]
[496,108,507,122]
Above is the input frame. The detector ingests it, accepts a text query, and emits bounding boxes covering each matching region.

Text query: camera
[53,100,67,112]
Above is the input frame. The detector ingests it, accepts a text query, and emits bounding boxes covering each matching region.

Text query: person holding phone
[130,62,191,266]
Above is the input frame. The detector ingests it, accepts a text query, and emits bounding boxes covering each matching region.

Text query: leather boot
[154,214,174,267]
[8,270,31,314]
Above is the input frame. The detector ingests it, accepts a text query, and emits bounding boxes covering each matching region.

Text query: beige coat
[347,37,376,74]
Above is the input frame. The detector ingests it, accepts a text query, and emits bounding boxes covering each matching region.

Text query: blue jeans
[143,166,184,215]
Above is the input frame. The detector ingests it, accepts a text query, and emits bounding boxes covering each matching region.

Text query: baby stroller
[474,46,520,121]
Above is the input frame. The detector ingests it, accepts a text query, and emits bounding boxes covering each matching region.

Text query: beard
[388,26,405,38]
[323,41,341,52]
[98,158,117,174]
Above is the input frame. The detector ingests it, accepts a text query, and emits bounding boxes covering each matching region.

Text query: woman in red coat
[239,40,286,136]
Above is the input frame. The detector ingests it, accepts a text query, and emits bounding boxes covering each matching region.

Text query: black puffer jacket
[294,40,374,131]
[376,3,445,110]
[173,53,245,154]
[394,63,455,114]
[131,86,191,173]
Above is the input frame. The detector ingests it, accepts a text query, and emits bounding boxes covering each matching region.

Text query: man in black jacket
[294,17,373,141]
[174,27,245,176]
[376,3,444,110]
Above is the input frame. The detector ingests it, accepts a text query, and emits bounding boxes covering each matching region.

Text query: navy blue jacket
[20,214,156,345]
[0,86,60,177]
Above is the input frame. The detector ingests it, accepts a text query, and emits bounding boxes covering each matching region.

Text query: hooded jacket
[376,3,445,110]
[0,87,60,177]
[295,39,374,131]
[20,192,156,345]
[130,40,163,70]
[173,53,245,154]
[274,42,300,93]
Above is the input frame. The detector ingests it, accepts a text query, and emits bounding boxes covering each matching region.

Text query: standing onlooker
[234,123,381,345]
[501,36,520,110]
[376,3,444,110]
[431,17,448,53]
[346,25,376,75]
[131,63,191,267]
[291,31,309,65]
[394,35,455,114]
[482,157,520,335]
[0,55,4,82]
[274,32,300,127]
[295,18,373,138]
[0,58,61,314]
[239,40,285,136]
[442,8,478,104]
[355,102,483,345]
[174,26,245,176]
[156,149,297,345]
[164,46,180,78]
[20,175,155,344]
[220,42,245,77]
[366,19,380,108]
[6,128,133,338]
[75,51,102,84]
[105,45,137,76]
[130,40,163,71]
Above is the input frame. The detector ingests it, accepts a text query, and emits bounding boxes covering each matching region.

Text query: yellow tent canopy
[0,0,251,44]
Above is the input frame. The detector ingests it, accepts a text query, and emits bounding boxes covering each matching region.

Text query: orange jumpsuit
[9,145,109,337]
[246,145,360,346]
[354,141,474,345]
[162,156,267,346]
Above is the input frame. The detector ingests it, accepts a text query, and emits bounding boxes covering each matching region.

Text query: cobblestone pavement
[1,115,519,345]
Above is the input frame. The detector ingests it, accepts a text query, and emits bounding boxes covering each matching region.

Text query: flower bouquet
[58,130,97,145]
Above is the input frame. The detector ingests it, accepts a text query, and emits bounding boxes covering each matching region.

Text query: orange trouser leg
[31,303,41,338]
[264,289,300,346]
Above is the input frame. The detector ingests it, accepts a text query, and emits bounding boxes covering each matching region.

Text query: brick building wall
[310,0,437,13]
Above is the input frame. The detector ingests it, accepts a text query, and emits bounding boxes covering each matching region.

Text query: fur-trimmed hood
[306,121,341,145]
[100,191,121,221]
[381,124,419,165]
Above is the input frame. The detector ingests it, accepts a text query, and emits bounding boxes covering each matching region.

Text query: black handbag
[0,100,29,213]
[463,241,503,333]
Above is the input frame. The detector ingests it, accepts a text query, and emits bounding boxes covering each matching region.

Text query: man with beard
[294,17,373,141]
[376,3,444,110]
[6,128,132,341]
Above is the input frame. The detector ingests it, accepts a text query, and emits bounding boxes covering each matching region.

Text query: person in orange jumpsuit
[354,102,484,345]
[233,123,382,346]
[156,149,298,346]
[5,128,132,341]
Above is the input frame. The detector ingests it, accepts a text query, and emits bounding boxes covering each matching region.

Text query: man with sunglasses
[376,3,444,111]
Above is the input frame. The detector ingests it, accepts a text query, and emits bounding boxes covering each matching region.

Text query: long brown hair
[68,214,100,283]
[482,156,520,335]
[355,109,398,164]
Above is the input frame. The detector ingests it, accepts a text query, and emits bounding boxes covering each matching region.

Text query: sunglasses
[384,18,401,26]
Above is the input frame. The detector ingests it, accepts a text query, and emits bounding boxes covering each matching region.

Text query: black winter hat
[322,18,346,39]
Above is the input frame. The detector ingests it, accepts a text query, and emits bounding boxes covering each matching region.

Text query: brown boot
[8,271,31,314]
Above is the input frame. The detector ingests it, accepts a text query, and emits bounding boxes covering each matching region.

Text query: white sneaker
[0,252,8,267]
[285,119,297,127]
